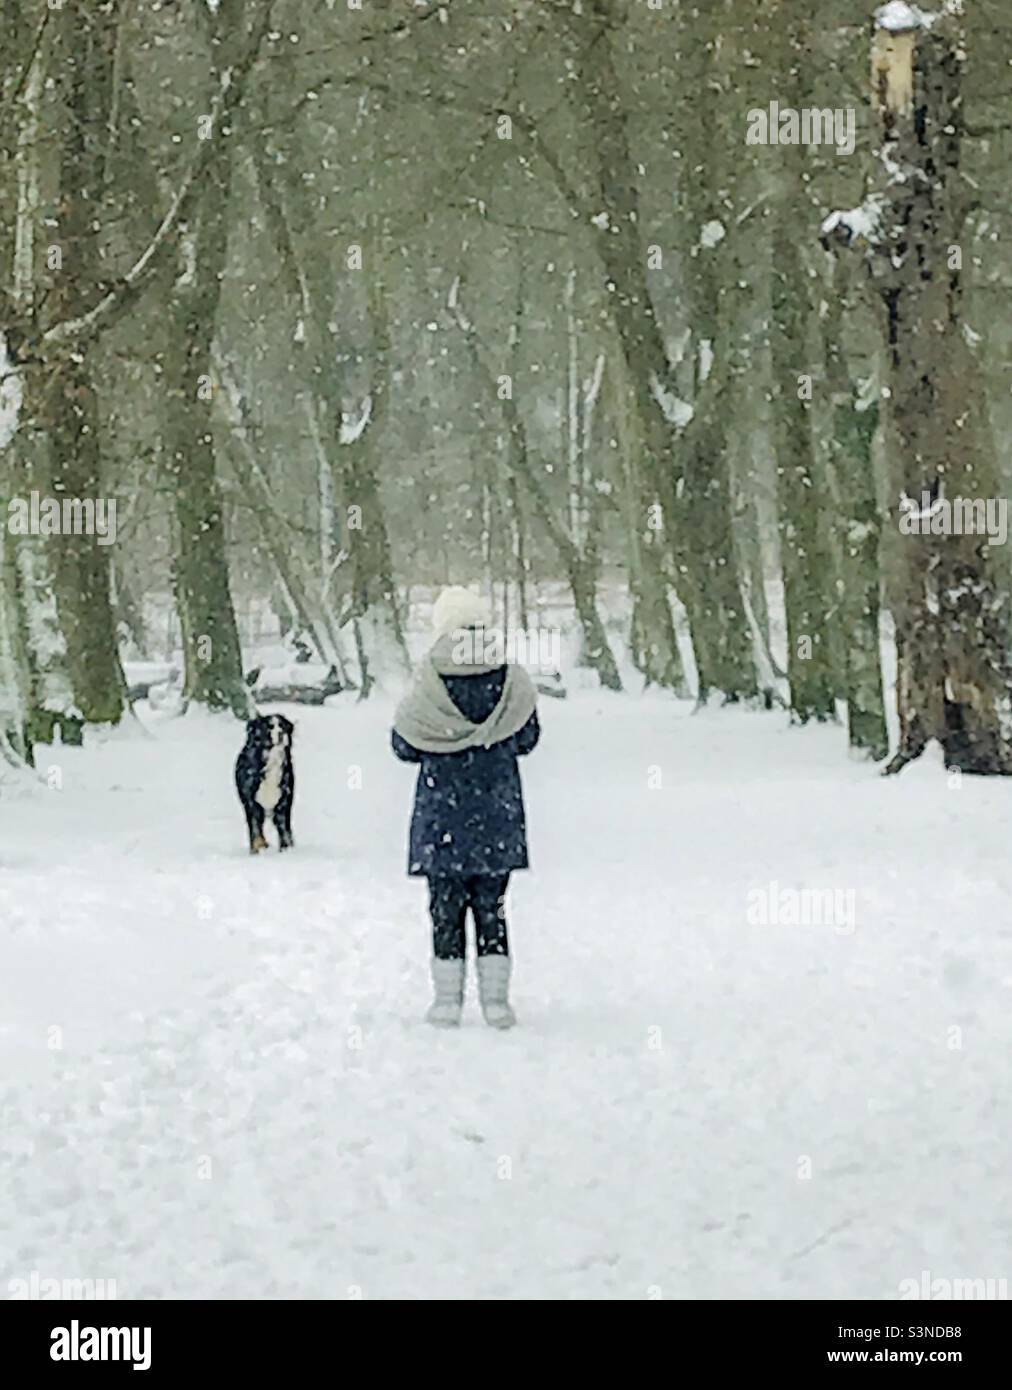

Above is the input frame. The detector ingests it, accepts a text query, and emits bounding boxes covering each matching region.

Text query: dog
[235,715,295,854]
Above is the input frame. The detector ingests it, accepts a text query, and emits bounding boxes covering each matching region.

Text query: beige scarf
[393,633,537,753]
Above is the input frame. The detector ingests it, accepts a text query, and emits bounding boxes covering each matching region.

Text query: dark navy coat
[391,666,540,878]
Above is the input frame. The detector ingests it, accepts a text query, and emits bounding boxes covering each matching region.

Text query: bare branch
[37,0,279,354]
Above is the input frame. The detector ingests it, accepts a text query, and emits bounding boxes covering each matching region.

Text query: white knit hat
[431,586,492,637]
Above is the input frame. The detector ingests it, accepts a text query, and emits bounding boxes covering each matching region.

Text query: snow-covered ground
[2,687,1011,1299]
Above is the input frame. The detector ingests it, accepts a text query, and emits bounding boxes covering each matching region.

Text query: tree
[823,3,1012,773]
[157,4,274,716]
[771,215,838,723]
[2,0,278,724]
[449,268,623,692]
[43,0,126,724]
[819,268,888,759]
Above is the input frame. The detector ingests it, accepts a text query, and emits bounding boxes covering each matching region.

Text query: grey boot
[426,958,464,1027]
[476,954,516,1029]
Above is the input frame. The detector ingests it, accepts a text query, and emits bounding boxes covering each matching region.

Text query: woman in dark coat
[392,588,541,1028]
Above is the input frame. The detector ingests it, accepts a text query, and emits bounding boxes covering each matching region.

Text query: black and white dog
[235,715,295,854]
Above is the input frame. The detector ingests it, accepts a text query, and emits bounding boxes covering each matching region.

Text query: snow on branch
[0,332,24,451]
[820,195,887,250]
[583,351,605,416]
[649,371,694,430]
[875,2,937,32]
[39,2,277,354]
[446,274,471,333]
[340,397,372,445]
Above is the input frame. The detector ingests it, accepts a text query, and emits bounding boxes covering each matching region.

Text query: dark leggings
[428,874,510,961]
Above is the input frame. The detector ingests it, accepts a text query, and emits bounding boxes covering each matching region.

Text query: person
[391,587,541,1028]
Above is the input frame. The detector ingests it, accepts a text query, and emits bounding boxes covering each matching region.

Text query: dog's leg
[247,803,268,853]
[274,797,293,851]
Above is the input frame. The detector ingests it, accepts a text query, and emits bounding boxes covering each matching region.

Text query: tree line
[2,0,1011,773]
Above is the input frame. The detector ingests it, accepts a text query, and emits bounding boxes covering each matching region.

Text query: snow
[0,332,24,451]
[856,372,880,413]
[698,338,714,385]
[875,2,936,30]
[821,196,885,246]
[649,371,694,430]
[248,660,336,690]
[339,396,371,444]
[2,690,1011,1298]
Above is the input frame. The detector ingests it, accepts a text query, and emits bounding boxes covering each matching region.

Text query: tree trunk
[44,363,125,721]
[41,0,125,723]
[771,222,838,723]
[679,388,758,704]
[571,0,694,693]
[673,0,759,705]
[570,554,622,692]
[11,471,84,750]
[2,37,81,749]
[216,362,350,685]
[161,139,249,717]
[112,559,149,660]
[0,486,32,764]
[502,390,620,690]
[823,6,1012,773]
[450,269,622,691]
[252,159,400,694]
[336,261,409,698]
[820,279,888,759]
[505,470,530,629]
[609,346,687,694]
